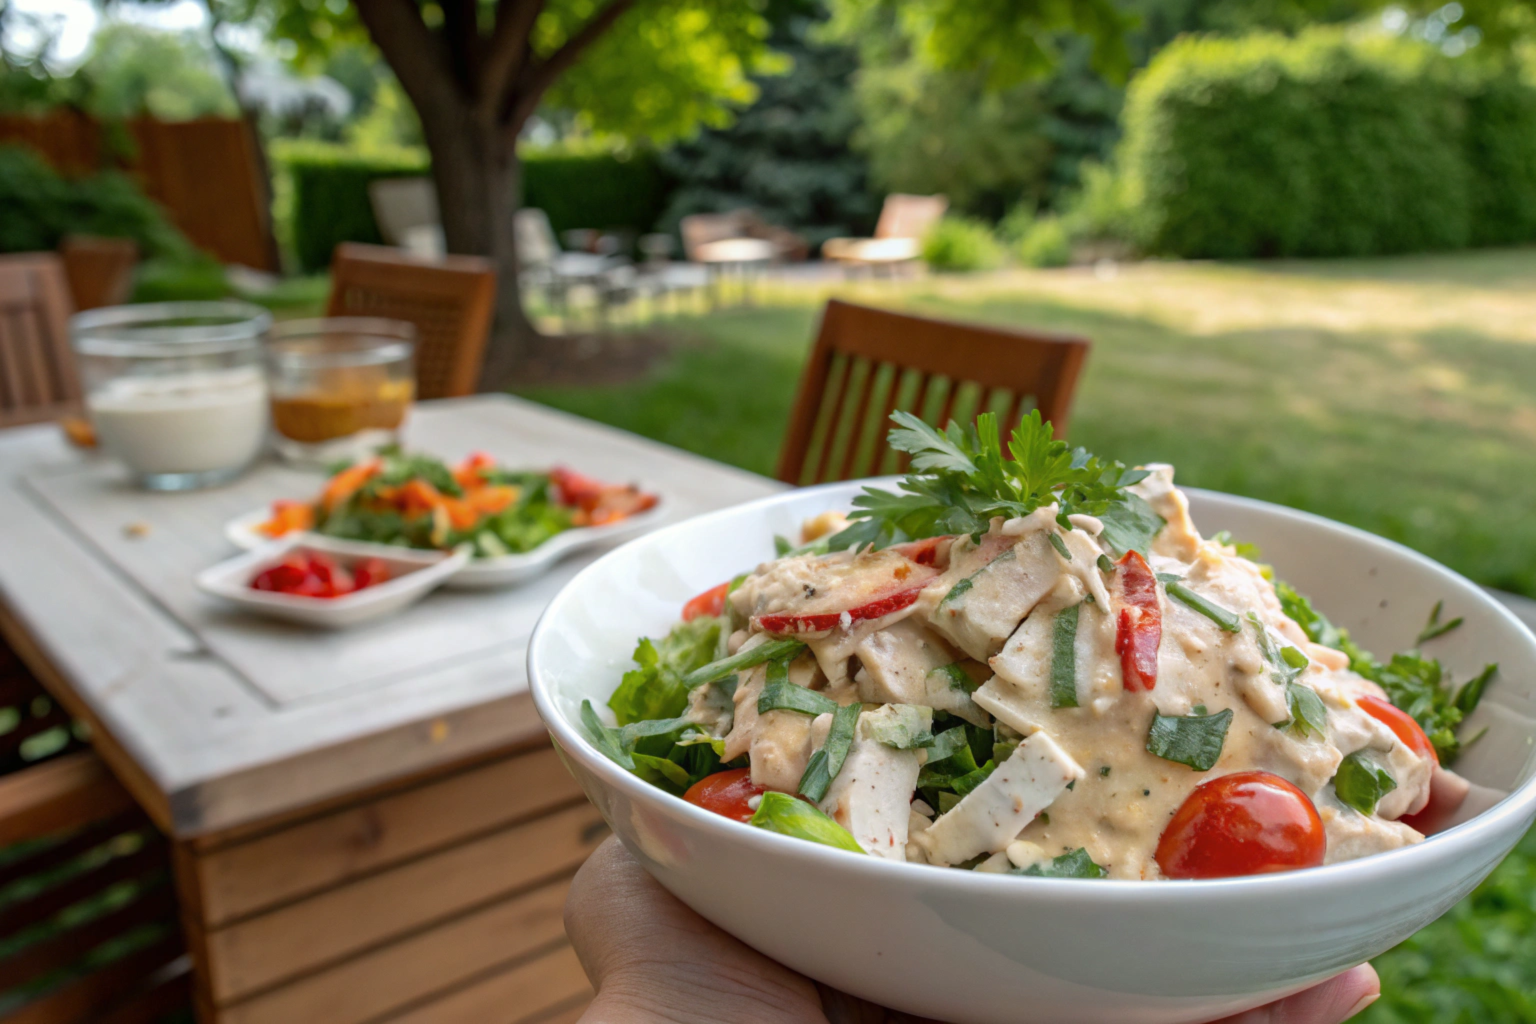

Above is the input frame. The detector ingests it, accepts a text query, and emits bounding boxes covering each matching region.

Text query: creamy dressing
[89,370,268,476]
[694,466,1436,878]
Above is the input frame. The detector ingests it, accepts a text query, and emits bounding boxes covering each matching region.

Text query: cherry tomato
[1156,770,1326,879]
[1114,550,1162,691]
[352,558,392,590]
[682,582,731,622]
[1357,695,1438,765]
[683,768,765,823]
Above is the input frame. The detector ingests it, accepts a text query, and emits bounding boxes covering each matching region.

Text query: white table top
[0,395,781,837]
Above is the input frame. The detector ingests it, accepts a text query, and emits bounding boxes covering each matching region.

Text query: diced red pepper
[352,557,391,590]
[249,552,388,599]
[1114,550,1162,691]
[891,535,952,567]
[682,582,731,622]
[549,466,608,510]
[754,583,926,635]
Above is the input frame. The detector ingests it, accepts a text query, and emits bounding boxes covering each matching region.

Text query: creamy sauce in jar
[89,370,269,476]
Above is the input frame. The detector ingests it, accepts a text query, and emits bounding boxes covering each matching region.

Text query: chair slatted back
[326,243,497,400]
[0,640,189,1024]
[777,300,1091,485]
[0,255,79,427]
[59,237,138,312]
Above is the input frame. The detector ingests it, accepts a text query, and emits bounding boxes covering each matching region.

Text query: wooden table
[0,395,780,1024]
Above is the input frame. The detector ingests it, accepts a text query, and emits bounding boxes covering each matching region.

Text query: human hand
[565,836,1380,1024]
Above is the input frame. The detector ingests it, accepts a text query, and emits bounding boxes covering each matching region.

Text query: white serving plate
[527,478,1536,1024]
[224,500,665,589]
[196,534,470,628]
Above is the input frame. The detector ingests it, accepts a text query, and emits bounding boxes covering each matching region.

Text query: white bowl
[196,534,470,628]
[527,480,1536,1024]
[224,499,665,589]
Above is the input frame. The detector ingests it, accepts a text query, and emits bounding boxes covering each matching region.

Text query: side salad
[583,412,1494,880]
[258,448,657,558]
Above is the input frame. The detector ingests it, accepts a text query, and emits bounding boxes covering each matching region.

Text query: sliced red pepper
[1114,550,1162,691]
[754,583,926,635]
[682,582,731,622]
[549,466,608,510]
[891,535,952,567]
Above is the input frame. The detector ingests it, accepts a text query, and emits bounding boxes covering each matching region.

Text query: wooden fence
[0,112,277,272]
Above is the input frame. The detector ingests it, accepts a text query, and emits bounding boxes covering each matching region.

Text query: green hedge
[1120,30,1536,258]
[276,142,670,273]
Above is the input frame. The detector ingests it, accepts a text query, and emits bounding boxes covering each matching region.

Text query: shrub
[276,141,428,273]
[276,141,671,273]
[921,217,1003,272]
[1119,30,1536,259]
[1059,160,1139,245]
[0,144,194,259]
[1018,217,1072,268]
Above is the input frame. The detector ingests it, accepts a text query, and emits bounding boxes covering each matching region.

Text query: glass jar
[264,318,416,466]
[71,301,272,491]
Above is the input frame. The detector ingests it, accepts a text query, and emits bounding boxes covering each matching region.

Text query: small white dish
[223,500,666,589]
[527,479,1536,1024]
[196,534,470,629]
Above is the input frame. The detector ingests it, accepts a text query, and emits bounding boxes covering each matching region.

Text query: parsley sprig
[826,411,1163,555]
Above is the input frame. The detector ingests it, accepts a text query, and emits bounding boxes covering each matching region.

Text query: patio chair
[678,210,807,263]
[821,194,949,271]
[59,236,138,311]
[776,299,1090,485]
[0,253,81,428]
[0,632,191,1022]
[367,177,445,259]
[326,243,497,399]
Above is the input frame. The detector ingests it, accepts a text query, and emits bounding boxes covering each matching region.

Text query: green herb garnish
[940,547,1015,606]
[1097,554,1115,574]
[758,677,839,717]
[930,662,978,694]
[1050,601,1083,708]
[608,617,723,725]
[1248,612,1326,738]
[1159,575,1240,633]
[1334,750,1397,815]
[825,410,1162,555]
[798,701,863,801]
[1048,532,1073,561]
[1016,848,1107,878]
[1146,707,1234,771]
[1277,582,1495,763]
[1417,600,1464,645]
[865,704,935,749]
[749,791,864,852]
[683,638,807,690]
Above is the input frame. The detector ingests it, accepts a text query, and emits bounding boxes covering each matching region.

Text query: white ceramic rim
[195,533,469,609]
[529,477,1536,900]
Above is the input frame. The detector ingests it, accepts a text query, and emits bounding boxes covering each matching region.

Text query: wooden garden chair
[0,631,191,1024]
[59,236,138,311]
[0,254,81,429]
[776,299,1090,485]
[326,243,497,400]
[821,194,949,270]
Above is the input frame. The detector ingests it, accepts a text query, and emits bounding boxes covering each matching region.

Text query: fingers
[1212,965,1380,1024]
[566,836,826,1024]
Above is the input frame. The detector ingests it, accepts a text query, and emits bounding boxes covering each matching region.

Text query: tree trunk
[417,101,542,391]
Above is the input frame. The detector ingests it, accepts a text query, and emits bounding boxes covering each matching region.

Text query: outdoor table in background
[693,237,777,307]
[0,395,781,1024]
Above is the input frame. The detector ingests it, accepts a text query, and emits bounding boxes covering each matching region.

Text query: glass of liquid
[70,301,272,491]
[264,318,416,467]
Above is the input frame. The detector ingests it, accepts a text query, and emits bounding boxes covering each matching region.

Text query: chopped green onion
[749,791,864,853]
[930,662,978,694]
[1016,848,1107,878]
[942,547,1016,606]
[1048,532,1072,561]
[758,679,839,717]
[865,704,934,749]
[1146,708,1233,771]
[683,638,806,689]
[951,760,996,797]
[1333,751,1397,815]
[1164,579,1241,633]
[799,701,863,801]
[1417,600,1464,645]
[1049,601,1082,709]
[1097,554,1115,574]
[1454,663,1497,714]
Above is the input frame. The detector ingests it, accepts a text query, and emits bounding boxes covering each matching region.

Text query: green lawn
[518,250,1536,1020]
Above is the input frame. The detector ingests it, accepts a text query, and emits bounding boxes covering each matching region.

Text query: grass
[516,249,1536,1020]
